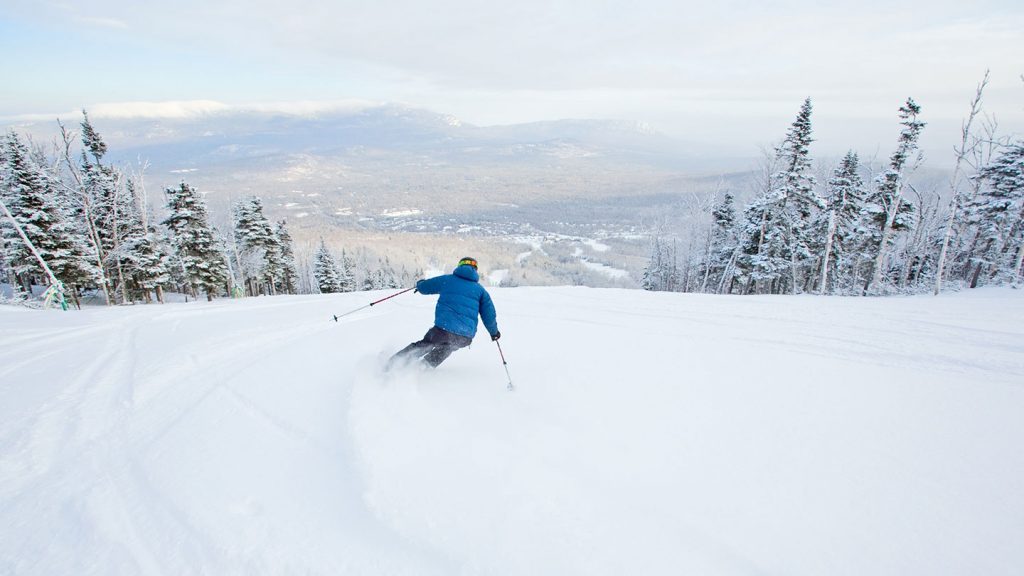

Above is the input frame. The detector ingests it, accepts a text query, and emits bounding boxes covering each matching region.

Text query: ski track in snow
[2,288,1024,575]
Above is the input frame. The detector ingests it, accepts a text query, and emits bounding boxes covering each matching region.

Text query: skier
[388,256,500,369]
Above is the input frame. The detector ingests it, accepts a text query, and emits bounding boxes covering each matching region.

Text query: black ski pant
[390,326,472,368]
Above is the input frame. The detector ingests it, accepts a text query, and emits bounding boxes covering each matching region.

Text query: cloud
[0,98,388,122]
[241,99,382,116]
[89,100,232,119]
[76,16,129,29]
[3,0,1022,156]
[10,1,1024,98]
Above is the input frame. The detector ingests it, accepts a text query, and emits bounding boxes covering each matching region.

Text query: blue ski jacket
[416,265,498,340]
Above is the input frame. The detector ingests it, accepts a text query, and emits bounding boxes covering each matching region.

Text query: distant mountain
[83,104,709,173]
[5,104,755,231]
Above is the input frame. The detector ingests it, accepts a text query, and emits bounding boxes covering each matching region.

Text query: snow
[2,288,1024,575]
[487,269,509,286]
[582,238,610,252]
[579,258,630,279]
[513,235,623,279]
[381,209,423,218]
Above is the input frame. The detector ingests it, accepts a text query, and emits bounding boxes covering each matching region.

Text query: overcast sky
[1,0,1022,158]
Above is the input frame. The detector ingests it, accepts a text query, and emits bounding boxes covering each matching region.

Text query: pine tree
[79,117,118,254]
[162,182,229,300]
[969,141,1024,285]
[641,238,663,291]
[108,176,154,302]
[816,151,866,293]
[738,189,788,293]
[81,110,108,163]
[233,196,284,296]
[121,226,172,303]
[1,131,98,302]
[313,240,342,293]
[77,111,143,303]
[274,219,299,294]
[771,98,822,293]
[0,234,11,287]
[45,114,112,305]
[863,98,925,294]
[736,100,820,294]
[362,270,377,291]
[701,192,738,293]
[338,250,356,292]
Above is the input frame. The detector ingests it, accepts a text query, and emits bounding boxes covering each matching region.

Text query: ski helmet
[458,257,478,270]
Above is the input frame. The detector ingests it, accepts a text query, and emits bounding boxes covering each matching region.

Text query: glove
[491,331,501,341]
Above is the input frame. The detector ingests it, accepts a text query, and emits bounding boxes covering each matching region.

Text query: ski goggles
[458,257,478,270]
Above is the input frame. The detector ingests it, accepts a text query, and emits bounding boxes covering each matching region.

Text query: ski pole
[495,340,514,391]
[332,286,416,322]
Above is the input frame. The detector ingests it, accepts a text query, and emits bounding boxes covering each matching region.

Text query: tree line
[644,78,1023,295]
[311,239,421,294]
[0,112,410,307]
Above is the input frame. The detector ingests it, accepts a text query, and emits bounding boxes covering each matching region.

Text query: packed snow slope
[2,287,1023,575]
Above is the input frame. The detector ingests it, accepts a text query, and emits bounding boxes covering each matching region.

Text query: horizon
[1,95,1017,171]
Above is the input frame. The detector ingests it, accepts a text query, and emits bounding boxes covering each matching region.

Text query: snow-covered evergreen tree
[862,98,925,294]
[313,240,342,294]
[361,270,377,291]
[771,98,822,293]
[701,192,739,293]
[232,198,260,295]
[162,182,229,300]
[641,238,663,291]
[737,190,788,293]
[81,110,108,163]
[0,234,11,287]
[75,111,152,304]
[233,196,284,296]
[816,151,867,293]
[78,115,119,258]
[735,100,820,294]
[121,225,172,303]
[338,250,356,293]
[0,131,98,302]
[969,141,1024,285]
[107,176,155,302]
[274,219,299,294]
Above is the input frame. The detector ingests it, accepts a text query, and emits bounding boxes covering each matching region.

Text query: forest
[0,113,420,308]
[642,77,1023,296]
